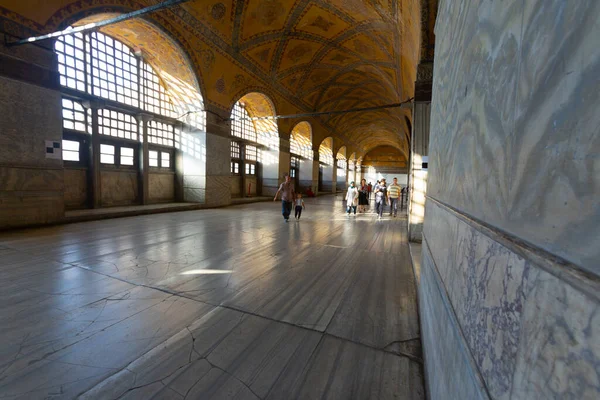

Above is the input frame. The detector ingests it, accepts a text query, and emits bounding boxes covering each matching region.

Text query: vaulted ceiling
[0,0,432,158]
[179,0,422,156]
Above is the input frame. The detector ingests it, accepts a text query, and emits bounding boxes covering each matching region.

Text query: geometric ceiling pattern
[184,0,421,157]
[0,0,431,159]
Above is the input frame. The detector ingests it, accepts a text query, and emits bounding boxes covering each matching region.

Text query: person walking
[294,193,305,220]
[345,181,359,216]
[367,182,372,199]
[274,173,295,222]
[358,178,369,213]
[387,177,402,217]
[374,179,387,219]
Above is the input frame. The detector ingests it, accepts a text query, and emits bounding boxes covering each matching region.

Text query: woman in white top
[345,181,359,216]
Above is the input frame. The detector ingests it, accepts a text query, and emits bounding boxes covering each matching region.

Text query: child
[294,193,305,220]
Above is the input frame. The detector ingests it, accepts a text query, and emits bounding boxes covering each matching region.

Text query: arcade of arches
[0,0,598,399]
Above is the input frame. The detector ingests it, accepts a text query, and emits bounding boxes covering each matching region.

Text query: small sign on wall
[421,156,428,171]
[45,140,62,160]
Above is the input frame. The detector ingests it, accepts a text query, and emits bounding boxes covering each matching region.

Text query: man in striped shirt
[387,177,402,217]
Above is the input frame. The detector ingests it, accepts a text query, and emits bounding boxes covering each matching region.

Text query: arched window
[231,102,258,142]
[56,30,181,166]
[319,138,334,166]
[56,31,176,116]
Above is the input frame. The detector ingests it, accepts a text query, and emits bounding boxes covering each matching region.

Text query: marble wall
[203,131,231,207]
[0,38,64,228]
[148,173,175,203]
[230,176,242,197]
[299,158,314,193]
[421,0,600,398]
[428,0,600,275]
[100,170,138,206]
[64,168,87,209]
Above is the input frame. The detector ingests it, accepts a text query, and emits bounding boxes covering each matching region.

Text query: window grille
[100,144,115,164]
[231,141,240,158]
[231,102,258,142]
[62,140,80,161]
[98,109,138,141]
[148,120,175,147]
[245,145,259,161]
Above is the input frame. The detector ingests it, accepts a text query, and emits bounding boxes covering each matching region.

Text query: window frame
[98,138,138,169]
[62,131,90,168]
[244,162,256,176]
[148,146,175,171]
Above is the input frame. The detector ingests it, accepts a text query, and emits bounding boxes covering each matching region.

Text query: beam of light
[180,269,233,275]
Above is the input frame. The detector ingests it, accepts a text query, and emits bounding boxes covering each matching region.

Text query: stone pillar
[260,137,284,197]
[311,150,320,195]
[89,104,102,209]
[278,136,291,184]
[173,122,184,202]
[138,114,151,205]
[187,108,230,207]
[299,153,314,194]
[239,144,247,197]
[408,61,433,242]
[331,163,337,194]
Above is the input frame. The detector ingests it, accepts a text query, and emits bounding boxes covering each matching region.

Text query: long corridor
[0,195,423,399]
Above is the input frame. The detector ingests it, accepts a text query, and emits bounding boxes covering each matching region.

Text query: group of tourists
[345,177,403,219]
[274,173,404,222]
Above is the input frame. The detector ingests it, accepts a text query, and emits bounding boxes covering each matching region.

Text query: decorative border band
[427,196,600,302]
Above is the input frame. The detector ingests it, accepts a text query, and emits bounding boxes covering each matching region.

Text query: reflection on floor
[0,195,423,399]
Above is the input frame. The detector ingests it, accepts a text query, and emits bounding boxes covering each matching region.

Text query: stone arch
[290,121,313,159]
[318,137,334,165]
[54,8,206,120]
[230,91,278,148]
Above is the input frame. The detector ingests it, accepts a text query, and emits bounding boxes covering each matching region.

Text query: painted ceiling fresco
[0,0,432,158]
[363,145,407,168]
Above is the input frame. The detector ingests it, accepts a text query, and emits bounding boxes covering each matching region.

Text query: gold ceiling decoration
[0,0,431,158]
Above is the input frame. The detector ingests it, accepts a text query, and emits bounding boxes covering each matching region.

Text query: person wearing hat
[345,181,359,216]
[374,178,387,219]
[274,173,296,222]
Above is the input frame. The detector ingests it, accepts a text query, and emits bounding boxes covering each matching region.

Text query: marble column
[0,37,65,228]
[260,137,284,197]
[186,108,230,207]
[311,150,320,195]
[299,153,314,194]
[408,62,433,243]
[138,114,151,205]
[278,136,291,184]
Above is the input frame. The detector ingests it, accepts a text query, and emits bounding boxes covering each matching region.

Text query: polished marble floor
[0,195,423,399]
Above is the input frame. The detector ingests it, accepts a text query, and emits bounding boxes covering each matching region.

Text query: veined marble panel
[430,0,600,273]
[100,170,138,206]
[422,198,600,399]
[204,175,231,207]
[419,241,489,400]
[511,269,600,399]
[64,168,87,209]
[206,132,229,177]
[149,173,175,203]
[0,77,62,168]
[0,191,64,229]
